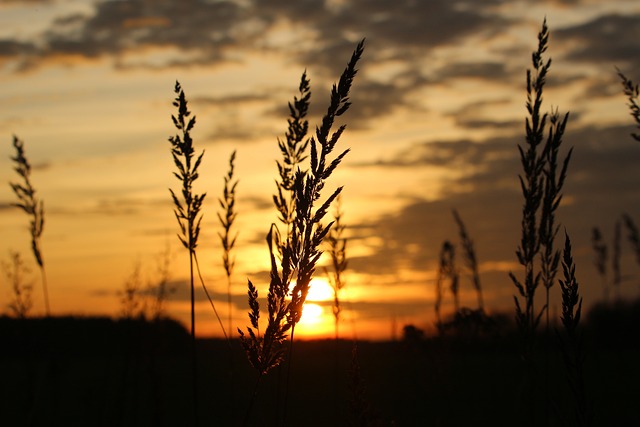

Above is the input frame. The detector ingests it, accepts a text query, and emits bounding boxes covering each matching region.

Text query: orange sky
[1,0,640,340]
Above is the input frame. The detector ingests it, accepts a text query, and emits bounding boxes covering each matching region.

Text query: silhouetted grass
[510,18,571,361]
[453,209,484,311]
[9,136,49,316]
[238,38,365,426]
[435,240,458,332]
[617,69,640,142]
[557,233,590,426]
[218,150,239,338]
[325,195,348,341]
[591,226,608,301]
[168,80,229,423]
[2,251,33,319]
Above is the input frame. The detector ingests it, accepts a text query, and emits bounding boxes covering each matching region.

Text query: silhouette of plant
[622,213,640,265]
[452,209,484,311]
[148,241,174,321]
[169,80,226,423]
[326,195,348,341]
[2,251,33,318]
[557,233,590,426]
[273,70,311,237]
[9,136,49,316]
[612,220,622,300]
[435,240,458,332]
[218,150,238,337]
[617,69,640,141]
[539,107,571,332]
[510,19,571,358]
[591,227,608,301]
[238,39,364,425]
[119,260,144,319]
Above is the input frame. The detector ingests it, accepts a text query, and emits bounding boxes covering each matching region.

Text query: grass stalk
[2,251,33,319]
[622,213,640,266]
[557,232,589,426]
[452,209,484,311]
[612,220,622,301]
[539,107,571,333]
[616,69,640,142]
[168,80,206,423]
[218,150,238,338]
[9,136,49,316]
[591,227,608,302]
[326,194,348,341]
[510,18,570,358]
[435,240,457,332]
[238,39,365,425]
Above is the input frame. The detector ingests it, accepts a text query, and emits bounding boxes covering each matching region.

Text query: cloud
[0,202,16,211]
[193,93,271,108]
[0,39,36,57]
[263,0,510,74]
[3,0,514,73]
[557,14,640,69]
[8,0,268,69]
[435,61,511,81]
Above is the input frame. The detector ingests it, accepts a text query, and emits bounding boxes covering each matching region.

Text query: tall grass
[622,213,640,265]
[557,233,589,426]
[274,70,311,235]
[238,38,365,425]
[148,241,174,321]
[2,251,33,318]
[9,136,49,316]
[452,209,484,311]
[617,69,640,142]
[591,227,608,301]
[326,194,348,341]
[218,150,238,338]
[510,18,571,357]
[119,260,144,319]
[612,220,622,300]
[168,80,207,422]
[435,240,457,331]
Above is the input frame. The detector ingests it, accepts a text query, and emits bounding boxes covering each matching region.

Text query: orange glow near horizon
[293,278,334,338]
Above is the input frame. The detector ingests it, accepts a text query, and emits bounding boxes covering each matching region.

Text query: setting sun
[293,278,337,337]
[299,303,324,325]
[306,277,335,302]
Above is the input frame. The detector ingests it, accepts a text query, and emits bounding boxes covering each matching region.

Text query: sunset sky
[1,0,640,340]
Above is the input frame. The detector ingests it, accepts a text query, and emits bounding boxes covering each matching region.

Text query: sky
[1,0,640,340]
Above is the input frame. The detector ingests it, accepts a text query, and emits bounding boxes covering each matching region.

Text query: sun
[295,277,335,337]
[299,303,324,325]
[306,277,335,302]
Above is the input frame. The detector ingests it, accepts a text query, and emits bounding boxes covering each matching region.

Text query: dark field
[1,302,639,426]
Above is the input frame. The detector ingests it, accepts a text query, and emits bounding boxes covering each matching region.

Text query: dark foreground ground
[1,301,639,426]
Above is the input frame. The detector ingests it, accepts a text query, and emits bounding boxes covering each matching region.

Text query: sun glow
[306,277,335,302]
[294,278,335,337]
[299,303,324,325]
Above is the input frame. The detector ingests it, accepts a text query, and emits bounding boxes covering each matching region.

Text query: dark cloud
[0,39,36,57]
[193,93,271,108]
[557,14,640,69]
[269,0,509,75]
[0,202,16,211]
[347,78,420,130]
[10,0,268,69]
[344,120,640,309]
[205,121,277,144]
[446,99,521,131]
[436,61,511,81]
[1,0,502,78]
[360,136,515,170]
